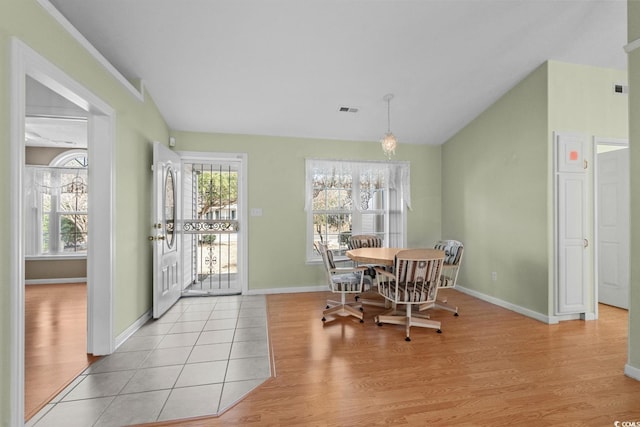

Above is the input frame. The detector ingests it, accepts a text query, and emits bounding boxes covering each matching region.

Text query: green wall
[547,61,629,316]
[0,1,169,424]
[442,63,549,314]
[442,60,628,319]
[171,131,442,291]
[1,0,636,424]
[548,61,628,136]
[628,0,640,376]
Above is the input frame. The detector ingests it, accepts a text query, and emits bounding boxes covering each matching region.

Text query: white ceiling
[47,0,627,146]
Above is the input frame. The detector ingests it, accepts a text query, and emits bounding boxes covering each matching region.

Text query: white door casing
[555,132,590,315]
[11,38,115,426]
[152,142,182,318]
[597,145,630,309]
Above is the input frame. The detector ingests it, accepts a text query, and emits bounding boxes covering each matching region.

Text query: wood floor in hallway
[25,283,99,421]
[146,289,640,427]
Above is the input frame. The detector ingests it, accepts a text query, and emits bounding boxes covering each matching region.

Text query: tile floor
[27,294,271,427]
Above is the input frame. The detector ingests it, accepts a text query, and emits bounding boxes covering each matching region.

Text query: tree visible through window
[306,159,410,261]
[25,151,88,255]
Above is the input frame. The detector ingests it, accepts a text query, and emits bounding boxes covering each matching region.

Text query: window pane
[361,188,385,211]
[41,215,50,253]
[312,189,327,211]
[62,156,88,168]
[361,213,385,234]
[313,213,352,251]
[41,194,51,253]
[307,160,408,261]
[59,193,88,212]
[60,214,88,252]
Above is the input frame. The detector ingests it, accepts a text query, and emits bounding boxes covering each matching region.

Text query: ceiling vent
[613,83,628,95]
[338,106,359,113]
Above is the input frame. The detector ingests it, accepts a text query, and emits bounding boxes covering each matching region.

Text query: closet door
[555,133,589,315]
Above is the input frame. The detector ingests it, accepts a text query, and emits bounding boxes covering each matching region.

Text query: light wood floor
[144,289,640,427]
[25,283,99,420]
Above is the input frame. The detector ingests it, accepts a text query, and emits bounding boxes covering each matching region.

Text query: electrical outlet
[491,272,497,281]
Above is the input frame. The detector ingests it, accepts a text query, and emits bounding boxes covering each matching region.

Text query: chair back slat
[378,249,444,305]
[434,240,464,266]
[317,242,336,270]
[316,242,366,294]
[433,240,464,289]
[348,234,382,250]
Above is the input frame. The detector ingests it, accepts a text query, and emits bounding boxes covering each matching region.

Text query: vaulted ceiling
[47,0,627,145]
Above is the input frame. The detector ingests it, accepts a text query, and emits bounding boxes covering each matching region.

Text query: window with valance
[25,150,88,256]
[305,159,410,261]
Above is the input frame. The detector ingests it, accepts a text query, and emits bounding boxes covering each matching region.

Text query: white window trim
[51,148,88,166]
[25,149,89,257]
[305,158,410,262]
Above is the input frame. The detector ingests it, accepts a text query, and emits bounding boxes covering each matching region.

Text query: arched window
[25,150,88,255]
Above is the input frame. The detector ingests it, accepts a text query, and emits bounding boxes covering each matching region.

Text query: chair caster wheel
[454,312,459,317]
[322,317,326,322]
[405,337,411,342]
[359,307,364,312]
[360,319,364,323]
[377,323,382,327]
[326,305,330,309]
[437,329,442,334]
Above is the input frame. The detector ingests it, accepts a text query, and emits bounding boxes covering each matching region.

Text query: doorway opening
[594,138,629,310]
[11,38,115,426]
[182,160,243,296]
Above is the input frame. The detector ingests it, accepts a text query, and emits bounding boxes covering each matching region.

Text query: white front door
[152,142,182,318]
[597,146,630,309]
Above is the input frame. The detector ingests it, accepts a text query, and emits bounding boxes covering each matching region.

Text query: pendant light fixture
[381,93,397,159]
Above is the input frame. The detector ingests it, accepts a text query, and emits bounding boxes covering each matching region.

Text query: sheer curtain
[305,159,410,259]
[24,166,89,255]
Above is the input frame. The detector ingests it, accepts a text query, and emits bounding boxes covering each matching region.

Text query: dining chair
[420,240,464,316]
[347,234,382,250]
[316,242,369,323]
[374,249,445,341]
[347,234,386,307]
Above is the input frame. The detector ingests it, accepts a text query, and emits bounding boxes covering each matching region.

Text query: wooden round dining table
[345,247,445,267]
[345,247,402,266]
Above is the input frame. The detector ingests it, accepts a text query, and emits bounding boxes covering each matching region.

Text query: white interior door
[597,146,629,309]
[152,142,182,318]
[555,133,589,315]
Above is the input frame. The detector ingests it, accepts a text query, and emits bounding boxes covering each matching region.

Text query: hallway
[27,294,270,426]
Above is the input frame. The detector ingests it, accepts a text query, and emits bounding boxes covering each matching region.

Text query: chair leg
[375,304,442,340]
[405,305,412,341]
[435,300,459,316]
[322,292,364,323]
[419,299,459,317]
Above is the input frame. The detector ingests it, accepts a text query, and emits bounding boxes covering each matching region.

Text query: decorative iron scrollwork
[183,220,239,234]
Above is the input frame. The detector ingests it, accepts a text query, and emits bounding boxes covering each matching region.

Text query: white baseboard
[625,363,640,381]
[25,277,87,285]
[115,310,152,350]
[455,285,554,324]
